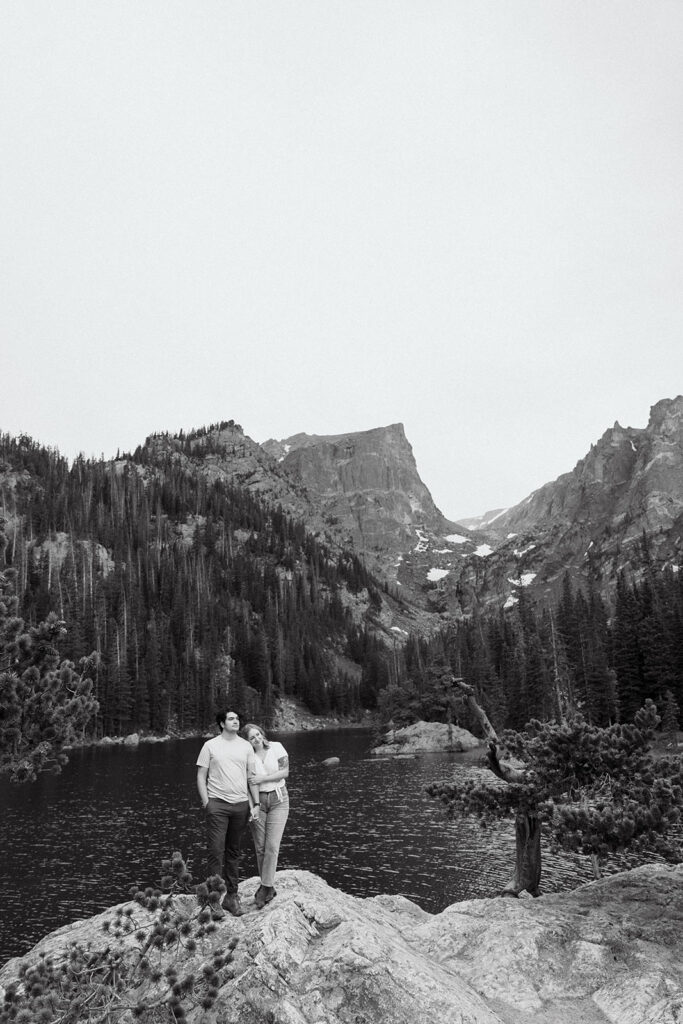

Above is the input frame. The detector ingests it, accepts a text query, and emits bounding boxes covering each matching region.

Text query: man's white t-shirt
[196,735,256,802]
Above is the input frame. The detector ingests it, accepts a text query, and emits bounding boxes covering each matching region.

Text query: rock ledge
[2,865,682,1023]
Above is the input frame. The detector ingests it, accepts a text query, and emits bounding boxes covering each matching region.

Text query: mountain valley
[145,396,683,621]
[2,395,683,737]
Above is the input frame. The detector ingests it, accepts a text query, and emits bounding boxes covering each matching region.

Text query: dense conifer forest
[380,561,682,735]
[0,432,386,734]
[1,431,681,740]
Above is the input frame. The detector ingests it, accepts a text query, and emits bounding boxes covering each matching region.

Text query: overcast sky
[2,2,682,521]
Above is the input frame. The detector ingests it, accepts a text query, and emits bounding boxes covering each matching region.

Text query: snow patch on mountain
[508,573,537,587]
[414,529,429,553]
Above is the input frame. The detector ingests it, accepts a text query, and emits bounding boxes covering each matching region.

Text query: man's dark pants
[205,798,250,894]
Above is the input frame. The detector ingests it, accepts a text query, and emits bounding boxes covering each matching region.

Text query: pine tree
[613,572,644,720]
[660,689,681,743]
[427,689,683,893]
[0,530,99,781]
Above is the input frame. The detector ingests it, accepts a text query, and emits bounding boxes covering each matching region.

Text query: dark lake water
[0,728,594,966]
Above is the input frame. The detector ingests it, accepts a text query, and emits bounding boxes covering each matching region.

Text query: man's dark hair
[215,709,240,729]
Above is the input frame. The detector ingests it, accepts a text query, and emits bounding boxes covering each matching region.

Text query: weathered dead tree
[428,691,683,897]
[452,676,541,897]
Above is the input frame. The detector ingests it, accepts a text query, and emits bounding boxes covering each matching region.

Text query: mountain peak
[263,423,407,455]
[648,395,683,433]
[261,423,459,585]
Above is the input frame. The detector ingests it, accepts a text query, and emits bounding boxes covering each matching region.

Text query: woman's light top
[254,740,288,795]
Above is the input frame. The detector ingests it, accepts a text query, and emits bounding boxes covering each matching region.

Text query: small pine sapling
[0,853,240,1023]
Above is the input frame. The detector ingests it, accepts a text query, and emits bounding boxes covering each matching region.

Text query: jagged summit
[445,395,683,611]
[647,394,683,434]
[487,394,683,540]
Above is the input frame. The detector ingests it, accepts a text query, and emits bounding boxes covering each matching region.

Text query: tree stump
[502,811,541,897]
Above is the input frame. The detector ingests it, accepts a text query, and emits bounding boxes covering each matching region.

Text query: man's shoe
[263,886,276,904]
[254,885,267,910]
[222,893,244,917]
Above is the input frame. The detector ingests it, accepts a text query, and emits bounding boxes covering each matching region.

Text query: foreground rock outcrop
[2,866,682,1023]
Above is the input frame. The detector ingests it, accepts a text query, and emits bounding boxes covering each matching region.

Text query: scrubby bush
[0,853,238,1023]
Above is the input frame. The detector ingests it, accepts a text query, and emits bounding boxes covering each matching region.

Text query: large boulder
[372,719,481,754]
[2,866,682,1023]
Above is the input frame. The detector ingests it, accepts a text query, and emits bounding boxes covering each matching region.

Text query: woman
[242,722,290,909]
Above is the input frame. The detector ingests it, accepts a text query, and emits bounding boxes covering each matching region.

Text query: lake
[0,728,593,965]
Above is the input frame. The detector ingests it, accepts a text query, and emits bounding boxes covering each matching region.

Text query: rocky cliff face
[457,395,683,609]
[261,424,497,624]
[2,866,681,1023]
[261,424,463,566]
[487,396,683,543]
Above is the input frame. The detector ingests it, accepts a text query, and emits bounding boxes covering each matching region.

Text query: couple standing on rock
[196,710,290,917]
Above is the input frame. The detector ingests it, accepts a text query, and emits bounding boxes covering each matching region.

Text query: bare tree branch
[450,675,529,784]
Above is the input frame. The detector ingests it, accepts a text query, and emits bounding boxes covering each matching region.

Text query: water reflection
[0,729,593,964]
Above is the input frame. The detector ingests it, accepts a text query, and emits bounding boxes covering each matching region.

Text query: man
[196,709,260,917]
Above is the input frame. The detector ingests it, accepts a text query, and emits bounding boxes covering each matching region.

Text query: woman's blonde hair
[242,722,270,748]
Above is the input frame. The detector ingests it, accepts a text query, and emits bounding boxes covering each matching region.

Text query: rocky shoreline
[67,698,373,751]
[2,865,681,1023]
[269,696,373,733]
